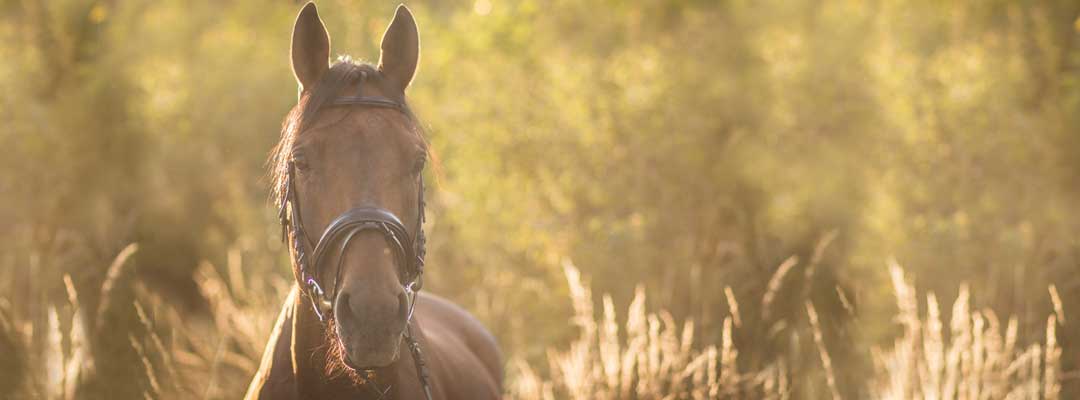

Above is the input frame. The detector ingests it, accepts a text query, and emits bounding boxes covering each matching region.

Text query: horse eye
[292,152,310,171]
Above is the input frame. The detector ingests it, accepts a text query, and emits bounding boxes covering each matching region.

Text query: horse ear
[378,5,420,90]
[291,2,331,94]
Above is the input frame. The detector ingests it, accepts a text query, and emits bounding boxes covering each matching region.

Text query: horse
[244,3,502,399]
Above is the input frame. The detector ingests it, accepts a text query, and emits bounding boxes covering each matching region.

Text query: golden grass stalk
[129,333,161,398]
[1048,285,1064,325]
[719,316,737,397]
[806,301,842,400]
[762,256,799,319]
[836,286,855,317]
[134,301,181,395]
[1044,316,1060,400]
[45,307,63,400]
[95,243,139,333]
[61,275,88,400]
[724,286,741,328]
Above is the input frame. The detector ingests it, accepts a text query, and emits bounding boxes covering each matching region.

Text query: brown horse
[244,3,502,399]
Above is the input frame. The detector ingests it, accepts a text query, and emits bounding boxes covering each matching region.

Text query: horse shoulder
[245,287,300,400]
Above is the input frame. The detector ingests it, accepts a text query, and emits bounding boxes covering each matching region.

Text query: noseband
[277,81,433,399]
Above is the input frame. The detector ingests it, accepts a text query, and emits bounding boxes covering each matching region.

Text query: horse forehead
[303,109,409,150]
[301,69,405,138]
[333,110,413,151]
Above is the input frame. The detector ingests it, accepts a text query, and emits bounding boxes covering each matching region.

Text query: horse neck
[289,289,412,398]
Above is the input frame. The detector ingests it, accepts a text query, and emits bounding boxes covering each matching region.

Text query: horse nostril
[335,289,409,327]
[397,291,410,321]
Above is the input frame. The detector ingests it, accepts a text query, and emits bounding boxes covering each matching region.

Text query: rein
[277,81,433,400]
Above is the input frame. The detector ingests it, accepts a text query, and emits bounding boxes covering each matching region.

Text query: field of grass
[0,246,1066,399]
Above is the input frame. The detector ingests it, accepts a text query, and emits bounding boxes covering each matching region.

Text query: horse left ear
[291,2,331,95]
[378,4,420,90]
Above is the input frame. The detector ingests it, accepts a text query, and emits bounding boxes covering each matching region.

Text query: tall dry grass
[2,244,287,399]
[509,261,789,400]
[5,243,138,399]
[510,261,1067,400]
[130,259,289,399]
[1,248,1068,399]
[870,261,1064,400]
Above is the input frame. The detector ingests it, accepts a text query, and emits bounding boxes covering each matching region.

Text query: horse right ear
[291,2,331,96]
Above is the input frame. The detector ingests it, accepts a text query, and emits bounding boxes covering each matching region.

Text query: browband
[330,96,405,110]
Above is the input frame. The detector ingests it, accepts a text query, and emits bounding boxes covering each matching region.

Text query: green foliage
[0,0,1078,398]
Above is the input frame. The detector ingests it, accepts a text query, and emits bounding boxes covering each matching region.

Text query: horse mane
[268,57,430,209]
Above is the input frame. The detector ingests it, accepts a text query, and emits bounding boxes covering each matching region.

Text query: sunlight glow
[474,0,492,16]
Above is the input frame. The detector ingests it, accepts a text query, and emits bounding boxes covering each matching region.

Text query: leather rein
[277,86,433,400]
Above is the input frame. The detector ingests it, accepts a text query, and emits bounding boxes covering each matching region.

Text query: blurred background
[1,0,1078,398]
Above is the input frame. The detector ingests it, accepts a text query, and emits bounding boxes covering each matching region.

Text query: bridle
[277,79,433,400]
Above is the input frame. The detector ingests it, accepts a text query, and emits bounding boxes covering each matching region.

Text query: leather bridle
[277,80,433,399]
